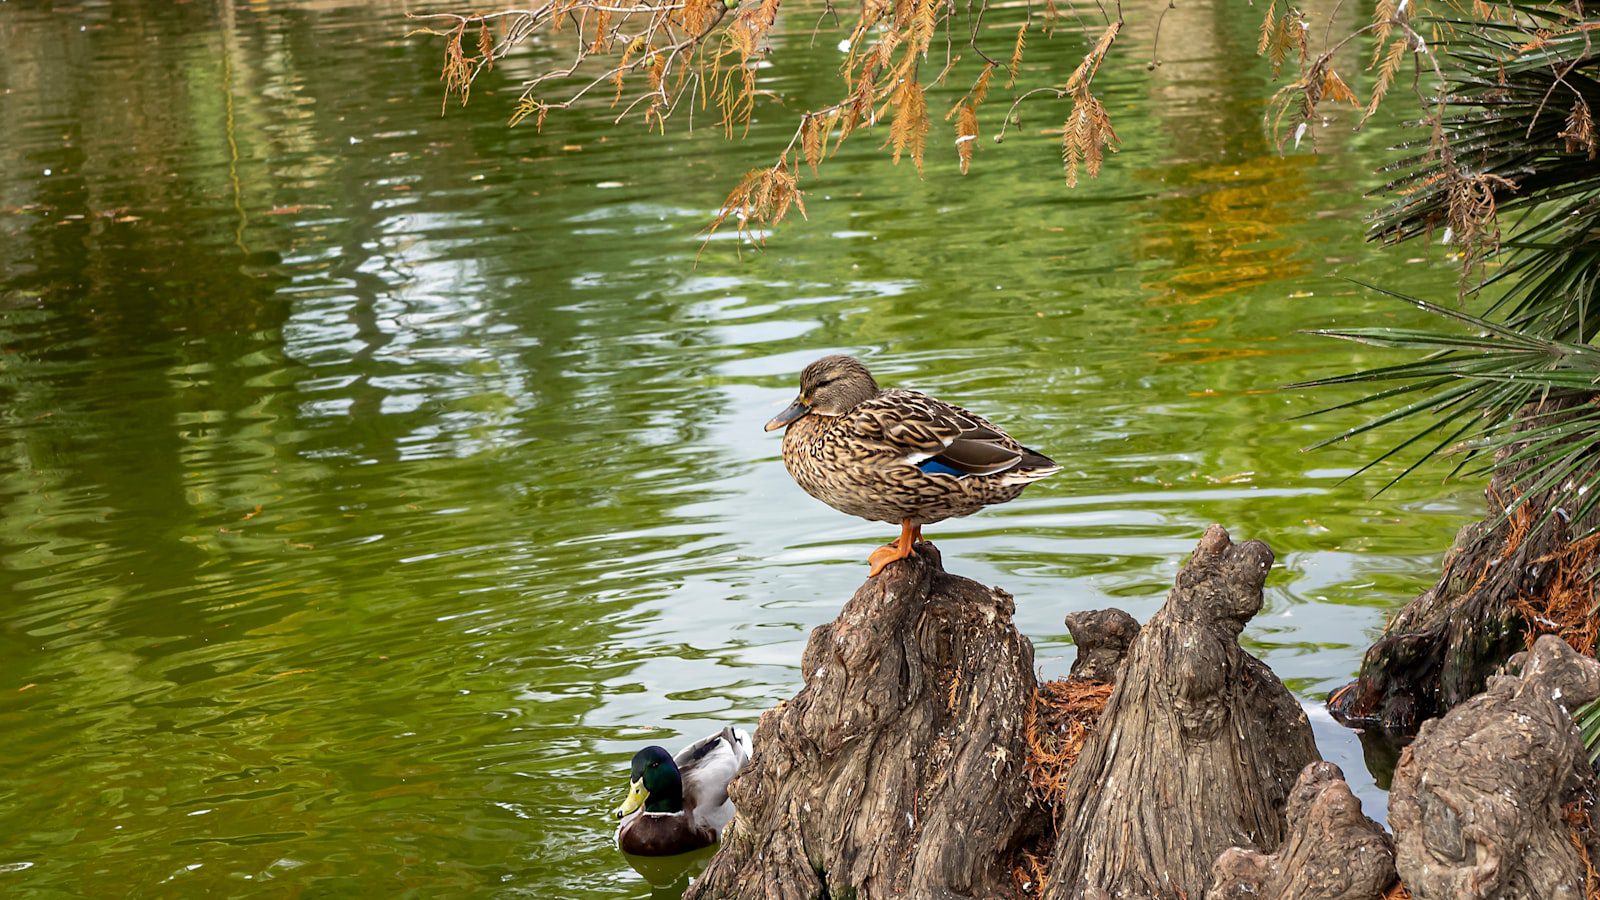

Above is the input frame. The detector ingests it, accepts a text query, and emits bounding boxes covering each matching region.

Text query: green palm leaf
[1307,0,1600,540]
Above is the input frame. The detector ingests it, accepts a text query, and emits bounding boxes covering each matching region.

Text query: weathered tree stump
[1388,635,1600,899]
[1209,761,1397,900]
[1063,608,1139,683]
[1044,524,1321,900]
[689,527,1344,899]
[1330,403,1600,734]
[685,543,1042,900]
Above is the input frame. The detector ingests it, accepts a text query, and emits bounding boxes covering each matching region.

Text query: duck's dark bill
[764,399,810,432]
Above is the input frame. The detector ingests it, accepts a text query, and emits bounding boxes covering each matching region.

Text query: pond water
[0,0,1477,895]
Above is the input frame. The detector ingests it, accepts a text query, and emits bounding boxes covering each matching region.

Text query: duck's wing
[675,726,751,834]
[848,390,1027,477]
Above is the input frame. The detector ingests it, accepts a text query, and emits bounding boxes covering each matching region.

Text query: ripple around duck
[0,0,1483,895]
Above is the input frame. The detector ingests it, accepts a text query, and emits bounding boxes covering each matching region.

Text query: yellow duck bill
[764,399,811,432]
[614,778,648,818]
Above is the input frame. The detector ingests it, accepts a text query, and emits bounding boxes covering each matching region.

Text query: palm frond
[1576,696,1600,771]
[1308,0,1600,533]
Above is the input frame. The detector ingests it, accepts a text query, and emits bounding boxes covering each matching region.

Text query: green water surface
[1,0,1476,895]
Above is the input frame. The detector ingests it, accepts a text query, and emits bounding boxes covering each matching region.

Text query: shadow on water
[624,846,717,894]
[0,0,1474,896]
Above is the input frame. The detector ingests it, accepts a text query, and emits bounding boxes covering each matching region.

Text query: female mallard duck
[765,355,1059,575]
[613,726,752,856]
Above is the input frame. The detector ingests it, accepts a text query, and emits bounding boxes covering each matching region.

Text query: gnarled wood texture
[685,543,1042,900]
[1044,524,1320,900]
[1388,635,1600,899]
[1330,402,1600,734]
[1063,608,1139,683]
[1209,761,1397,899]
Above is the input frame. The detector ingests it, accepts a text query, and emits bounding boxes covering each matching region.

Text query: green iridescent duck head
[614,745,684,817]
[764,355,881,432]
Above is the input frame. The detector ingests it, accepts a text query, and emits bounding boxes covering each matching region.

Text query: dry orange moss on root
[1011,679,1113,895]
[1452,484,1600,656]
[1513,531,1600,656]
[1564,798,1600,900]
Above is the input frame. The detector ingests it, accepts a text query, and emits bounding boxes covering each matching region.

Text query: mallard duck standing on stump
[765,355,1059,575]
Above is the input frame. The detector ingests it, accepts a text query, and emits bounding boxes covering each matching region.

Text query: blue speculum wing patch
[916,459,968,478]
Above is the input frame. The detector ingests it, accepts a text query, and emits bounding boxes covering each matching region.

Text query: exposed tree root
[1389,636,1600,899]
[1044,526,1320,899]
[1331,458,1600,735]
[682,523,1600,900]
[1209,761,1396,899]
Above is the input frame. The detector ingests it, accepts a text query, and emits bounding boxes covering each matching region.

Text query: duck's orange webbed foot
[867,543,910,577]
[867,519,918,577]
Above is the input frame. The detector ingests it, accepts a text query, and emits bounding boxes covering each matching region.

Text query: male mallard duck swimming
[613,726,752,857]
[765,355,1059,576]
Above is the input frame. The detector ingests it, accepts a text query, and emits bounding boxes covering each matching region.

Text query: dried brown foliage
[413,0,1138,248]
[1058,19,1121,187]
[1256,0,1443,143]
[1371,0,1400,65]
[438,22,473,112]
[1006,23,1028,90]
[971,63,995,110]
[1065,19,1120,94]
[707,162,807,249]
[1062,91,1117,188]
[476,23,495,72]
[956,103,979,175]
[1444,170,1517,281]
[414,0,1504,249]
[1024,679,1113,807]
[1562,798,1600,900]
[1367,37,1409,122]
[1562,98,1598,160]
[1432,481,1600,659]
[1512,529,1600,656]
[1265,7,1309,78]
[415,0,1580,259]
[888,80,930,173]
[801,114,825,174]
[1258,0,1278,56]
[1321,65,1359,106]
[1014,679,1113,896]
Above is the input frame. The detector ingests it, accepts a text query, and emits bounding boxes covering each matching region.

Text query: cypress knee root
[1044,524,1320,900]
[1063,608,1139,683]
[686,544,1043,900]
[1330,402,1600,734]
[1209,761,1397,900]
[1388,635,1600,900]
[689,528,1330,900]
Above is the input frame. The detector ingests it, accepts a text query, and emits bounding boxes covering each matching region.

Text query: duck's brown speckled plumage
[773,356,1058,527]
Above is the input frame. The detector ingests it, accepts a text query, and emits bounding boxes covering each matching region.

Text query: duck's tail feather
[999,445,1059,483]
[1019,445,1055,469]
[722,725,753,766]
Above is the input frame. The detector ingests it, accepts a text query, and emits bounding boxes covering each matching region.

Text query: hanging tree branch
[410,0,1142,247]
[411,0,1591,259]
